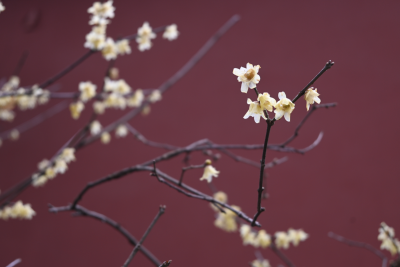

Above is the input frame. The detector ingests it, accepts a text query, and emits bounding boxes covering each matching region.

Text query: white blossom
[127,89,144,107]
[148,90,162,103]
[54,159,68,174]
[101,132,111,144]
[0,2,5,13]
[116,40,131,55]
[60,148,76,163]
[37,159,50,171]
[200,161,220,183]
[84,31,106,50]
[88,1,115,19]
[105,93,126,109]
[274,92,295,122]
[214,205,240,232]
[90,120,102,135]
[288,229,308,246]
[304,87,321,111]
[70,101,85,119]
[32,175,48,187]
[115,124,128,138]
[136,22,156,51]
[233,63,261,93]
[102,37,118,60]
[258,93,276,112]
[163,24,179,41]
[93,101,106,114]
[244,98,267,123]
[0,110,15,121]
[275,231,290,249]
[79,81,97,102]
[2,201,36,220]
[254,230,272,248]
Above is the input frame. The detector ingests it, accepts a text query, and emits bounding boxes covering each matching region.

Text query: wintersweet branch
[49,204,161,267]
[328,232,388,267]
[122,206,166,267]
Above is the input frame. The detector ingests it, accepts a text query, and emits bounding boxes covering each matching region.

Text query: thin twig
[270,242,296,267]
[48,204,161,266]
[328,232,387,267]
[179,163,206,185]
[13,51,28,76]
[122,206,166,267]
[126,123,178,150]
[159,260,172,267]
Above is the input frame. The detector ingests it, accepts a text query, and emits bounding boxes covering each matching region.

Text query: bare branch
[270,242,296,267]
[179,163,206,185]
[48,204,161,267]
[6,258,21,267]
[328,232,387,267]
[122,206,166,267]
[126,123,179,150]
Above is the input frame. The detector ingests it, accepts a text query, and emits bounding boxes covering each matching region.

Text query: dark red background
[1,0,399,266]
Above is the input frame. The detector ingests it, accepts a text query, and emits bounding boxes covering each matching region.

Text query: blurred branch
[270,242,296,267]
[13,51,28,76]
[126,123,179,150]
[6,258,21,267]
[122,206,166,267]
[48,204,161,267]
[328,232,387,267]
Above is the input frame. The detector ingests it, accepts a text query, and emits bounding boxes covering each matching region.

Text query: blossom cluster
[378,222,400,255]
[210,191,241,232]
[0,201,36,220]
[90,120,128,145]
[32,148,76,187]
[0,77,50,122]
[240,225,308,249]
[233,63,321,123]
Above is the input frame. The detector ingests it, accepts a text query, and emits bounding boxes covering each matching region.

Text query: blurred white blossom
[79,81,97,102]
[136,22,156,51]
[10,129,19,140]
[101,132,111,144]
[90,120,102,135]
[251,259,270,267]
[0,2,5,13]
[288,228,308,246]
[115,124,128,138]
[102,37,118,60]
[275,231,290,249]
[127,89,144,107]
[0,201,36,220]
[214,205,240,232]
[70,101,85,119]
[149,90,162,103]
[116,40,131,55]
[93,101,106,114]
[163,24,179,41]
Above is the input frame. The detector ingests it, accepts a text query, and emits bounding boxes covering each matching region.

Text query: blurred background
[0,0,399,266]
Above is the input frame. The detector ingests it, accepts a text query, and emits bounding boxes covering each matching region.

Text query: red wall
[1,0,399,266]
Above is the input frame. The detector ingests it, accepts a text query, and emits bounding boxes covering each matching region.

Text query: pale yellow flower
[275,231,290,249]
[274,92,295,122]
[9,201,36,220]
[84,31,106,50]
[105,93,126,109]
[10,129,19,140]
[240,224,257,246]
[304,87,321,111]
[163,24,179,41]
[101,132,111,144]
[378,222,399,255]
[92,25,106,35]
[32,175,48,187]
[90,120,102,135]
[149,90,162,103]
[258,93,276,112]
[127,89,144,107]
[37,159,50,171]
[136,22,156,51]
[214,205,240,232]
[288,228,308,246]
[116,40,131,55]
[102,37,118,60]
[79,81,97,102]
[45,167,56,179]
[244,98,267,123]
[54,159,68,174]
[233,63,261,93]
[200,165,220,183]
[255,230,272,248]
[70,101,85,119]
[17,95,36,110]
[251,259,271,267]
[211,191,228,212]
[93,101,106,114]
[0,110,15,121]
[60,148,76,163]
[380,238,400,255]
[88,1,115,19]
[115,124,128,138]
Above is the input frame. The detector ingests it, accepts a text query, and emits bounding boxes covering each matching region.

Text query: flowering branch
[48,204,161,266]
[328,232,388,267]
[122,205,166,267]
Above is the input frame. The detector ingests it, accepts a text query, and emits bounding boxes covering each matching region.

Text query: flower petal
[249,82,256,89]
[274,110,284,120]
[254,114,260,123]
[233,68,241,76]
[284,112,291,122]
[314,96,321,104]
[278,92,286,100]
[241,82,249,93]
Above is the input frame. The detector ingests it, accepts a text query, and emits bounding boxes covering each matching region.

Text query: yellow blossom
[214,205,240,232]
[275,231,290,249]
[90,120,102,135]
[257,93,276,112]
[88,1,115,19]
[101,132,111,144]
[6,201,36,220]
[304,87,321,111]
[32,175,48,187]
[274,92,295,122]
[45,167,56,179]
[115,124,128,138]
[163,24,179,41]
[244,98,267,123]
[240,224,257,246]
[84,31,106,50]
[255,230,272,248]
[288,229,308,246]
[105,93,126,109]
[54,159,68,174]
[200,165,219,183]
[79,81,97,102]
[127,89,144,107]
[60,148,76,163]
[251,259,271,267]
[116,39,131,55]
[102,37,118,60]
[233,63,261,93]
[93,101,106,114]
[70,101,85,119]
[136,22,156,51]
[149,90,162,103]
